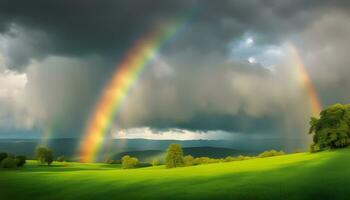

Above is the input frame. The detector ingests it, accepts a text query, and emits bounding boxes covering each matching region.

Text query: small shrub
[15,155,26,167]
[121,155,138,169]
[151,159,159,166]
[0,152,8,163]
[106,158,114,164]
[193,157,220,165]
[194,157,209,165]
[106,159,121,164]
[258,150,285,158]
[236,155,245,161]
[233,155,254,161]
[57,156,65,162]
[183,155,194,166]
[1,157,18,169]
[224,156,235,162]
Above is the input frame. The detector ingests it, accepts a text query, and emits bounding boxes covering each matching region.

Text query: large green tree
[165,144,184,168]
[309,103,350,151]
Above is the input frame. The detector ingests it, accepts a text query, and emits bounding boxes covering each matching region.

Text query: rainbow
[287,43,322,117]
[78,14,194,163]
[38,125,53,147]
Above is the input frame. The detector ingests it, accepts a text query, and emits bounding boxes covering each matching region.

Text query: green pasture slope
[1,149,350,200]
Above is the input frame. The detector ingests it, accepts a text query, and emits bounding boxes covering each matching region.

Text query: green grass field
[1,149,350,200]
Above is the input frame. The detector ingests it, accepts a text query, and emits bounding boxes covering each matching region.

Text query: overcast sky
[0,0,349,141]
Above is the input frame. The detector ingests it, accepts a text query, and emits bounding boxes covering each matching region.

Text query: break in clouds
[0,0,350,140]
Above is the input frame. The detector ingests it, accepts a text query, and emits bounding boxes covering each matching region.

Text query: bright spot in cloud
[245,37,254,46]
[230,34,290,70]
[151,54,173,78]
[248,57,257,64]
[0,54,34,129]
[265,47,284,56]
[0,70,28,98]
[113,127,234,140]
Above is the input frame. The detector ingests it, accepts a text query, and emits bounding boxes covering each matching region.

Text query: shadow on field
[19,164,122,172]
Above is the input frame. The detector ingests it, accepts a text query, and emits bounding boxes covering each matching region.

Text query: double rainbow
[78,14,194,163]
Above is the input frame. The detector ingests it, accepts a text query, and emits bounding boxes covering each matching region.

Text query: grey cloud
[23,56,111,136]
[0,0,346,69]
[0,0,349,139]
[301,11,350,106]
[115,52,311,137]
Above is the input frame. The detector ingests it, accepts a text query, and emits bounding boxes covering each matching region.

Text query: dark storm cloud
[300,11,350,107]
[0,0,347,69]
[146,112,283,134]
[0,0,191,68]
[0,0,350,137]
[113,52,312,136]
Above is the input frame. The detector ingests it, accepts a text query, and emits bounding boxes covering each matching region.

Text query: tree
[0,152,8,163]
[36,146,47,162]
[121,155,138,169]
[309,104,350,151]
[36,146,54,165]
[165,144,184,168]
[15,155,26,167]
[0,157,18,168]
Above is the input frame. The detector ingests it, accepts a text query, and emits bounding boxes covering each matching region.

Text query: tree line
[113,144,286,169]
[0,146,67,169]
[0,152,26,169]
[163,144,285,168]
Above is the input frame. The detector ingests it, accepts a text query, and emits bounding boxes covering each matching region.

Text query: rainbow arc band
[287,42,322,117]
[78,12,195,163]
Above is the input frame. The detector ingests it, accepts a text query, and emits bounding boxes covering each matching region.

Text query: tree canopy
[165,144,184,168]
[36,146,54,165]
[309,103,350,151]
[121,155,138,169]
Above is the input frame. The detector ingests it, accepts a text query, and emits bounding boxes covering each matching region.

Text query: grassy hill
[1,149,350,200]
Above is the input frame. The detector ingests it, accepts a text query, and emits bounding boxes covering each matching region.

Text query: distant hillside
[0,137,307,161]
[183,146,242,158]
[113,146,242,162]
